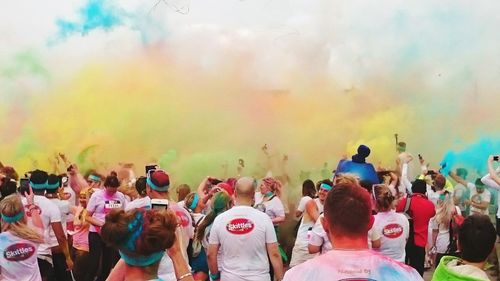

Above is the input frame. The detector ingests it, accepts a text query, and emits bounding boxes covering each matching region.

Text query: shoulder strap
[403,197,412,214]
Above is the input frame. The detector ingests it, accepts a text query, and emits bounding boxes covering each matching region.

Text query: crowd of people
[0,148,499,281]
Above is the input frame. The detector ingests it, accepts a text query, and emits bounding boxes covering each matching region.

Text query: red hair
[324,183,372,238]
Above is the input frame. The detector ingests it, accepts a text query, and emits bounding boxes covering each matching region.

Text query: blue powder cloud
[55,0,125,39]
[440,137,500,176]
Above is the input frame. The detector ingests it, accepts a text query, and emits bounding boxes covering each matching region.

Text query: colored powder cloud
[55,0,125,39]
[440,138,500,176]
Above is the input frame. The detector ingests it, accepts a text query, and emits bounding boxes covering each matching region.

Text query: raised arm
[449,171,468,186]
[487,156,500,185]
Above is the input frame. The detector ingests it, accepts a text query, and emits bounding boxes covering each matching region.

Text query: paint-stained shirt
[0,231,41,281]
[283,249,423,281]
[209,205,277,281]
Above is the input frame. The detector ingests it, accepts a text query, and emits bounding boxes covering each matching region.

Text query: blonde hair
[373,184,395,211]
[334,174,359,185]
[261,177,282,198]
[0,194,44,244]
[435,192,455,226]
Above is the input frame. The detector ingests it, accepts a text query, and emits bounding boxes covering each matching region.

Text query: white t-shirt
[296,196,312,213]
[430,206,461,254]
[0,231,41,281]
[47,197,70,247]
[283,249,423,281]
[209,205,277,281]
[125,196,151,211]
[308,214,332,253]
[86,189,126,233]
[22,195,62,256]
[372,210,409,262]
[296,198,323,245]
[63,187,76,222]
[468,183,491,215]
[255,195,285,221]
[481,170,500,218]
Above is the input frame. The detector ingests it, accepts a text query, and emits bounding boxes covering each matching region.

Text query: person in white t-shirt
[482,155,500,237]
[106,169,194,281]
[450,172,490,216]
[430,191,461,266]
[254,177,285,225]
[45,174,72,281]
[294,180,316,219]
[22,170,73,281]
[284,182,422,281]
[125,177,151,211]
[86,174,126,281]
[208,177,284,281]
[371,184,409,262]
[289,180,330,266]
[308,213,331,254]
[0,191,44,281]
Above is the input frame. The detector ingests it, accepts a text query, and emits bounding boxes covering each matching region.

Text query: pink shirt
[86,189,126,233]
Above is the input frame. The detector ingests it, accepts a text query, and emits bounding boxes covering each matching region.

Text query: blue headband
[89,175,101,182]
[1,212,24,223]
[146,177,169,192]
[46,182,60,190]
[320,183,332,191]
[119,250,165,267]
[30,181,47,190]
[125,212,144,252]
[189,193,199,210]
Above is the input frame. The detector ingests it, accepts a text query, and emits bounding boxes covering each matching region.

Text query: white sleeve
[208,217,221,245]
[483,190,491,203]
[273,198,285,218]
[309,219,325,246]
[264,216,278,243]
[49,203,62,223]
[401,163,412,194]
[297,197,311,212]
[482,174,500,190]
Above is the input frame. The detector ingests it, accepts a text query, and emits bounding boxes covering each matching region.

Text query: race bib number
[104,200,122,213]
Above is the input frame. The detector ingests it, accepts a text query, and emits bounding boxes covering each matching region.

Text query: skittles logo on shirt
[4,243,36,261]
[226,218,255,235]
[382,223,403,239]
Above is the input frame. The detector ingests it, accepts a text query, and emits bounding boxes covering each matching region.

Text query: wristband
[209,272,220,280]
[178,272,192,280]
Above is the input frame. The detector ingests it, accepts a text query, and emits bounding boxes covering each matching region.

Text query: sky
[0,0,498,185]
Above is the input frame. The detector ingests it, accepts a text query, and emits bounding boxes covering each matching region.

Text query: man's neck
[235,199,253,207]
[330,235,369,251]
[462,259,487,271]
[124,264,157,281]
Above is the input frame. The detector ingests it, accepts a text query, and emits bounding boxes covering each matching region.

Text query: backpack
[446,208,465,255]
[403,197,415,248]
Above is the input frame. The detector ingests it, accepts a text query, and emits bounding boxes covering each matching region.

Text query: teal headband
[320,183,332,191]
[45,182,60,190]
[1,212,24,223]
[264,191,274,198]
[146,176,169,192]
[189,193,199,210]
[89,175,101,182]
[30,181,47,190]
[119,250,165,267]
